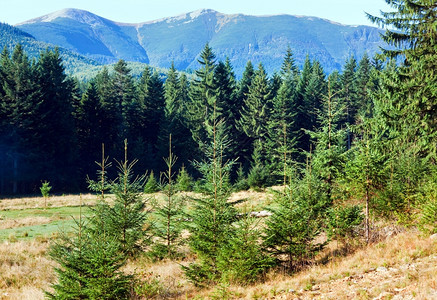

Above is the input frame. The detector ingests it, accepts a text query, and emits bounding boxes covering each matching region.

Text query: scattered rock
[430,233,437,240]
[373,291,393,300]
[249,210,273,217]
[376,266,388,272]
[393,294,413,300]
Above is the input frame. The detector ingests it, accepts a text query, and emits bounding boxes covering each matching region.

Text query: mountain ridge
[16,8,352,28]
[16,8,386,75]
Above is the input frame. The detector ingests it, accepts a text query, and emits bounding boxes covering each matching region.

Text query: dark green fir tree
[150,135,185,259]
[183,106,237,286]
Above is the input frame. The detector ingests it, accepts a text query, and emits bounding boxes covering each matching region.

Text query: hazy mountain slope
[18,8,149,64]
[130,10,219,70]
[132,9,383,73]
[17,8,385,74]
[0,22,100,75]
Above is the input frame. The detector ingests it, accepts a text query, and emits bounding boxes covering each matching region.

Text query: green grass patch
[0,206,91,241]
[0,206,90,219]
[0,219,81,241]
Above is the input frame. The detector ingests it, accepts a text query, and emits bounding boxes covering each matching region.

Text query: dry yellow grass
[0,240,53,300]
[206,230,437,299]
[1,193,436,299]
[0,216,52,230]
[230,189,275,210]
[0,194,97,210]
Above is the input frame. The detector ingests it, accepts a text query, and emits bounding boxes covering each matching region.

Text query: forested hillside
[0,22,100,75]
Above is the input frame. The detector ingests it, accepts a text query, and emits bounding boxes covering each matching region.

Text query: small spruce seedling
[40,181,52,208]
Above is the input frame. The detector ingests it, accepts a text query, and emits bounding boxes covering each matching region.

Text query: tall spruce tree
[339,56,358,148]
[266,48,299,178]
[304,60,327,132]
[136,67,165,172]
[235,60,255,169]
[74,81,105,181]
[308,75,347,203]
[184,105,237,286]
[157,62,192,170]
[238,64,273,187]
[187,43,218,151]
[111,60,136,146]
[34,48,77,190]
[238,64,272,164]
[269,72,282,99]
[356,53,373,116]
[138,67,165,146]
[295,55,313,152]
[214,58,238,153]
[95,67,120,160]
[368,0,437,161]
[0,45,41,193]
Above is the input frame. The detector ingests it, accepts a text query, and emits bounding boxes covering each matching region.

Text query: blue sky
[0,0,391,26]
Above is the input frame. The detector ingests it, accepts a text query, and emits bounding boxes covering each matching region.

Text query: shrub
[144,171,160,193]
[233,164,249,191]
[175,165,193,192]
[247,163,270,191]
[150,144,186,260]
[46,218,132,299]
[327,205,363,245]
[218,216,274,285]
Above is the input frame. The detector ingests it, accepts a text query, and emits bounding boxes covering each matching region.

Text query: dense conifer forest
[0,44,381,195]
[0,0,436,297]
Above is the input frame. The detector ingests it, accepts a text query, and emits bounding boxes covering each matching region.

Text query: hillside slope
[0,22,100,75]
[17,8,385,74]
[0,193,436,299]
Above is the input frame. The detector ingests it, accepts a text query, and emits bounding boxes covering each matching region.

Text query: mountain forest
[0,0,436,299]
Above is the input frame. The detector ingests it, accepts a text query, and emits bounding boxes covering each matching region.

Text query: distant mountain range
[10,8,386,75]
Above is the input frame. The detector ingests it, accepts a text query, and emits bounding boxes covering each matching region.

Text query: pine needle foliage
[367,0,437,59]
[144,170,159,193]
[175,165,194,192]
[347,115,388,242]
[419,168,437,234]
[308,76,347,203]
[233,163,249,191]
[150,135,186,260]
[263,172,326,272]
[183,107,238,286]
[368,1,437,161]
[326,205,364,247]
[217,215,275,285]
[46,199,132,299]
[89,140,151,256]
[247,141,271,190]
